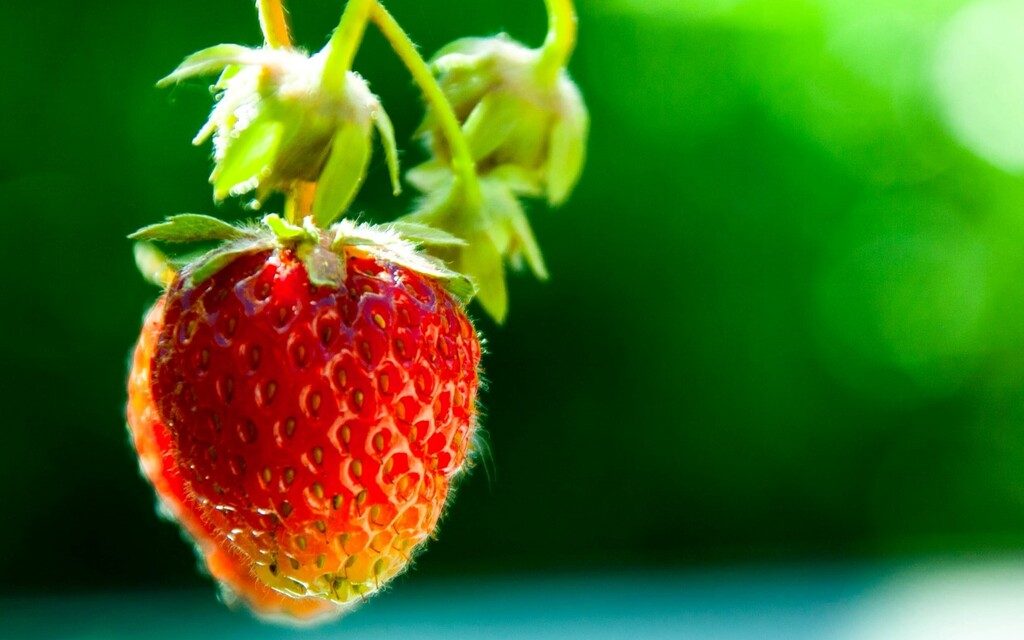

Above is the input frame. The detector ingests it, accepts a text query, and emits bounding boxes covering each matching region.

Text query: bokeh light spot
[934,0,1024,172]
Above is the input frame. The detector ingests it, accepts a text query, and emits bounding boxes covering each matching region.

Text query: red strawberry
[128,300,338,622]
[135,241,481,609]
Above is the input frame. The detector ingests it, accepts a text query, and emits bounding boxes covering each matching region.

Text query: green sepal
[459,230,508,322]
[133,242,177,288]
[546,87,589,205]
[157,44,261,87]
[406,160,454,194]
[212,113,285,201]
[215,64,244,90]
[372,107,402,197]
[262,213,312,243]
[462,92,520,160]
[430,36,501,64]
[312,122,372,228]
[441,274,477,306]
[330,220,477,306]
[482,180,548,280]
[388,222,467,247]
[490,164,543,198]
[184,238,274,287]
[300,242,345,288]
[129,214,253,244]
[404,169,548,318]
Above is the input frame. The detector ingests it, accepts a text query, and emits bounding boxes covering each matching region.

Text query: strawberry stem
[369,2,482,211]
[257,0,292,49]
[536,0,577,86]
[322,0,374,91]
[285,181,317,224]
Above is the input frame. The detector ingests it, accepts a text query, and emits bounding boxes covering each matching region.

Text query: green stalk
[536,0,577,86]
[256,0,292,49]
[322,0,374,90]
[369,2,482,210]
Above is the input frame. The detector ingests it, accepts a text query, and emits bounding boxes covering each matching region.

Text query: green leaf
[157,44,260,87]
[129,214,251,243]
[372,107,402,196]
[389,222,467,247]
[546,90,589,205]
[212,115,285,200]
[132,243,176,287]
[312,123,372,228]
[185,239,272,287]
[459,232,507,323]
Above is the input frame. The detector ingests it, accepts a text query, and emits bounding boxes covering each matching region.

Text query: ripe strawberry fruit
[128,301,337,622]
[128,226,482,612]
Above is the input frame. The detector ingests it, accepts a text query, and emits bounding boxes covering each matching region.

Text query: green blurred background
[4,0,1024,617]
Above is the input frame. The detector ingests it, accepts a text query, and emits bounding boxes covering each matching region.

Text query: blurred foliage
[4,0,1024,594]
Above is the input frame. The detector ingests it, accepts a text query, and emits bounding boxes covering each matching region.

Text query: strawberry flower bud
[420,35,588,205]
[159,44,400,224]
[404,35,587,322]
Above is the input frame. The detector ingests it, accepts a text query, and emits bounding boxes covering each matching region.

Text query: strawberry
[127,0,584,623]
[129,218,481,610]
[128,301,338,622]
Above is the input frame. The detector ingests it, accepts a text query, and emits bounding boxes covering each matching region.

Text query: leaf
[389,222,467,247]
[372,107,402,196]
[129,214,251,243]
[132,243,177,287]
[157,44,260,87]
[546,88,589,205]
[211,115,285,200]
[312,122,372,228]
[185,239,273,287]
[459,232,507,323]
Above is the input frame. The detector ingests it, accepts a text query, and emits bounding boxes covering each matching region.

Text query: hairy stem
[256,0,292,49]
[322,0,374,90]
[536,0,577,85]
[369,2,482,209]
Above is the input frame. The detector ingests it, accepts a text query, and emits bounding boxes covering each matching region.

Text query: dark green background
[4,0,1024,597]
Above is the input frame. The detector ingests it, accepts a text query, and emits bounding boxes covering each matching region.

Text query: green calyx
[421,35,589,206]
[129,213,476,304]
[159,44,400,227]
